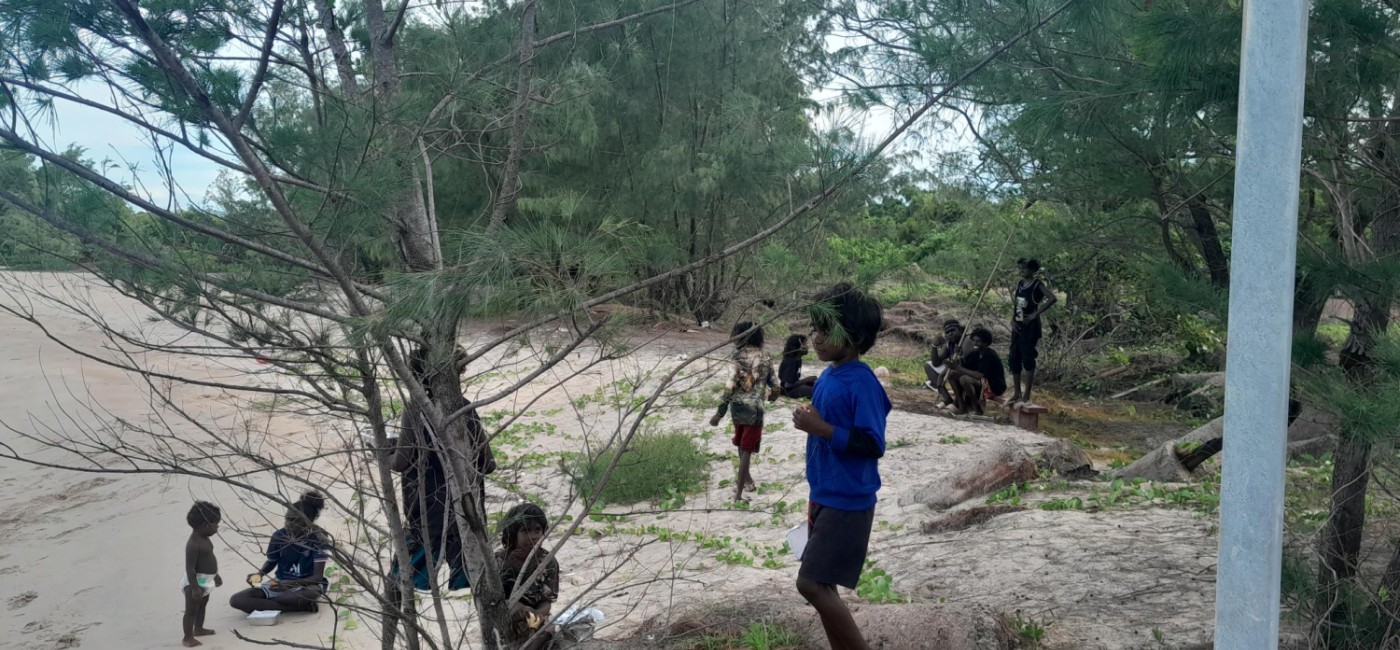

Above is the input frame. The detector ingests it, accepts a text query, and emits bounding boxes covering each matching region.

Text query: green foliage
[856,560,908,604]
[1039,497,1083,511]
[1297,333,1400,444]
[572,432,710,506]
[1004,611,1052,648]
[986,482,1030,505]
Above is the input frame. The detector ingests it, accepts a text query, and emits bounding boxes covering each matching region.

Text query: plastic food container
[247,610,281,626]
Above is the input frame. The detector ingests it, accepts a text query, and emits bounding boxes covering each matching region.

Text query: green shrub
[574,432,710,505]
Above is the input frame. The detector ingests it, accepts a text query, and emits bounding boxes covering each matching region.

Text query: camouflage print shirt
[714,347,777,427]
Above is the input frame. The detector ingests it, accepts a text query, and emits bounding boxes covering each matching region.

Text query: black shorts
[798,502,875,589]
[1009,324,1042,373]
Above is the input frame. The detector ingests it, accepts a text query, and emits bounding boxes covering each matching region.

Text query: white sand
[0,272,1221,650]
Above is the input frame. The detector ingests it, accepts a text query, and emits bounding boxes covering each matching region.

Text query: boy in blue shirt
[792,282,889,650]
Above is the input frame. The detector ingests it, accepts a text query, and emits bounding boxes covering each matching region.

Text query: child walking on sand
[182,501,222,647]
[792,283,889,650]
[710,321,778,503]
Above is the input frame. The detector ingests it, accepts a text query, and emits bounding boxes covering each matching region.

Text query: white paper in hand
[785,523,808,561]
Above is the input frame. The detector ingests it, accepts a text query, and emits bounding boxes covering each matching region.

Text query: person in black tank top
[1009,258,1057,405]
[778,334,817,399]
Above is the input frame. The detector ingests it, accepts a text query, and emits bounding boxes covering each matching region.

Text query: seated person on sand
[229,491,331,614]
[778,334,818,399]
[946,328,1007,416]
[498,503,562,650]
[924,319,968,410]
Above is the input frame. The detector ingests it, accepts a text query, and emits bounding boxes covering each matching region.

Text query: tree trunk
[489,0,537,232]
[1376,541,1400,646]
[1318,298,1388,641]
[361,1,510,645]
[312,0,358,94]
[1319,432,1372,584]
[1187,198,1230,289]
[1292,272,1327,341]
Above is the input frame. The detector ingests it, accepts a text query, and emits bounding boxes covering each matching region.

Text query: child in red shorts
[710,321,778,502]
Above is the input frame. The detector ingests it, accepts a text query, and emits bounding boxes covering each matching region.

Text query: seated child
[710,321,778,502]
[778,334,818,399]
[922,333,952,408]
[947,328,1007,416]
[924,319,969,410]
[229,491,330,615]
[182,501,222,648]
[497,503,562,650]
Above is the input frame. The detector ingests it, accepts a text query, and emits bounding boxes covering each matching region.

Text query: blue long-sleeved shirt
[806,360,890,510]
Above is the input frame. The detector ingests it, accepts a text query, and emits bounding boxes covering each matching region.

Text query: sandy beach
[0,271,1223,650]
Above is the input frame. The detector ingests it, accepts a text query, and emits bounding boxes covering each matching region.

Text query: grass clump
[574,432,710,505]
[692,621,804,650]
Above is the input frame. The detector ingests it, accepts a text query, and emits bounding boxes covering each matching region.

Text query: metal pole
[1215,0,1309,646]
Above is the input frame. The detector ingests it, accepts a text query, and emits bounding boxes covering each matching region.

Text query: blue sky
[46,81,227,209]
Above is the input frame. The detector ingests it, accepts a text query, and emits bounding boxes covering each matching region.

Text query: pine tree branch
[0,185,354,324]
[111,0,378,322]
[234,0,287,130]
[0,125,384,298]
[459,0,705,86]
[0,75,327,194]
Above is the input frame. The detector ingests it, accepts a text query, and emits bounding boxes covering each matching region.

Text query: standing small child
[710,321,778,503]
[182,501,222,647]
[792,283,889,650]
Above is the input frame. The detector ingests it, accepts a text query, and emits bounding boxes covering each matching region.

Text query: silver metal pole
[1215,0,1309,646]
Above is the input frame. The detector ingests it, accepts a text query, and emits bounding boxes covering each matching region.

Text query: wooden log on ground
[1113,405,1336,482]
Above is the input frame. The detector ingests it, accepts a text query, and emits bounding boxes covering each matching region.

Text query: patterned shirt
[715,347,777,426]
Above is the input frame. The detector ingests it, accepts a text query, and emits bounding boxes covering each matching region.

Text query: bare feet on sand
[182,637,202,647]
[195,628,216,636]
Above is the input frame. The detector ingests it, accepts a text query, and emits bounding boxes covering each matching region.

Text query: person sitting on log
[947,328,1007,416]
[924,319,967,411]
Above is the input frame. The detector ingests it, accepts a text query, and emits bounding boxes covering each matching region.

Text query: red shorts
[732,424,763,453]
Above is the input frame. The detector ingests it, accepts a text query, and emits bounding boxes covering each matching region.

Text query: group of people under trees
[180,343,561,649]
[179,271,1039,650]
[924,258,1056,415]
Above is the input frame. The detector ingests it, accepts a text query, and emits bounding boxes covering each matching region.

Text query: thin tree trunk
[1375,540,1400,646]
[1319,298,1388,641]
[1187,198,1230,289]
[1293,271,1328,341]
[1320,432,1372,584]
[489,0,537,232]
[312,0,358,94]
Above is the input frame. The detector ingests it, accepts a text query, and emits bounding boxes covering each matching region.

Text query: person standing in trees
[1009,258,1056,406]
[390,345,496,592]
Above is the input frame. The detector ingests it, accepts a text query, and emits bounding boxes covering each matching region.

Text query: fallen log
[1113,402,1334,482]
[1109,377,1166,400]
